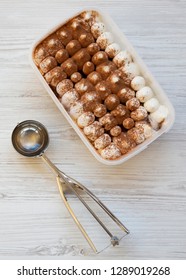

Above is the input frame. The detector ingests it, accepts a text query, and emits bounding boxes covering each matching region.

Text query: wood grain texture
[0,0,186,259]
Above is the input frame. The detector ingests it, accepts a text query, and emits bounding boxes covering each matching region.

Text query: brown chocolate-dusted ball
[87,43,100,55]
[44,67,67,87]
[81,91,101,104]
[127,127,145,144]
[99,113,118,130]
[70,72,82,83]
[123,118,135,129]
[56,27,73,46]
[61,58,78,76]
[72,49,91,70]
[95,81,111,100]
[42,34,64,56]
[79,32,95,47]
[34,44,49,66]
[104,94,120,111]
[56,79,73,97]
[113,132,135,154]
[93,103,107,118]
[94,133,111,150]
[107,72,126,94]
[55,49,69,64]
[130,106,148,121]
[83,61,95,75]
[83,121,104,141]
[66,40,81,56]
[75,78,94,95]
[117,68,132,87]
[92,51,108,66]
[126,98,140,111]
[39,56,57,74]
[96,61,117,80]
[87,71,102,86]
[117,87,135,103]
[68,19,87,39]
[110,126,122,137]
[111,104,129,124]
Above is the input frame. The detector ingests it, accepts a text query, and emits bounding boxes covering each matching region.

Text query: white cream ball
[96,32,114,49]
[61,89,79,109]
[120,62,140,79]
[105,43,121,58]
[77,112,95,128]
[150,105,169,123]
[69,101,84,120]
[136,86,154,103]
[131,76,146,91]
[144,97,160,113]
[113,50,132,67]
[91,22,105,38]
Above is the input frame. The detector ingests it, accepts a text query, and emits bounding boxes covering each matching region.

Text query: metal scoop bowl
[12,120,129,253]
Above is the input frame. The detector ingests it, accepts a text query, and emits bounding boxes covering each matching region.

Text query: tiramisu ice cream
[33,10,170,161]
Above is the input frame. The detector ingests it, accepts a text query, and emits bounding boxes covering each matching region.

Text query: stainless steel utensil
[11,120,129,253]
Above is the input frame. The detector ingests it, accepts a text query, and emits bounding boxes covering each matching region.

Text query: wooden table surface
[0,0,186,260]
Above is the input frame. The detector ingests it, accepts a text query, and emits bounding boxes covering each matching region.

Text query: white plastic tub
[30,9,175,165]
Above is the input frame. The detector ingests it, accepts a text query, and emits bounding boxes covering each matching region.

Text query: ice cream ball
[94,133,111,150]
[130,106,148,121]
[105,43,121,58]
[87,71,102,86]
[56,79,73,97]
[149,105,168,123]
[78,32,95,47]
[87,42,100,55]
[126,98,140,111]
[66,40,81,56]
[77,112,95,128]
[82,61,95,75]
[61,89,79,109]
[110,126,122,137]
[119,62,140,79]
[39,56,57,74]
[96,61,117,80]
[70,72,82,83]
[100,143,121,160]
[96,32,114,50]
[34,44,49,66]
[113,50,132,67]
[117,87,135,103]
[55,49,69,64]
[104,94,120,111]
[44,67,67,87]
[131,76,146,91]
[93,103,107,118]
[61,58,78,76]
[56,27,73,46]
[136,86,154,103]
[92,51,108,66]
[43,34,64,56]
[91,22,105,39]
[69,100,84,120]
[83,121,104,141]
[144,97,160,113]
